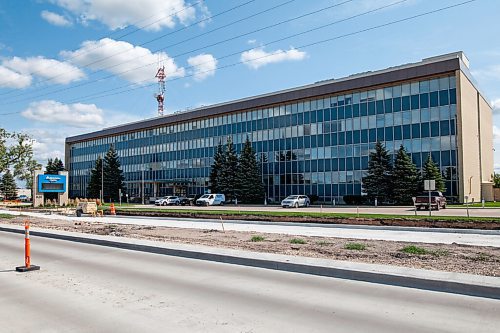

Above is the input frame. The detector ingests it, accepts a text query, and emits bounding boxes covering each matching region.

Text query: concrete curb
[1,225,499,300]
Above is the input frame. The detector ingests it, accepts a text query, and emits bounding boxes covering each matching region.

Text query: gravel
[2,216,499,277]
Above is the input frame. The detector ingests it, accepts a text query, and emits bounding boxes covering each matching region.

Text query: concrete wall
[456,70,494,202]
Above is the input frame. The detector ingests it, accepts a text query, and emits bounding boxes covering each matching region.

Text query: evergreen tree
[209,141,225,194]
[362,141,393,203]
[45,157,65,174]
[219,137,238,201]
[87,157,103,199]
[0,170,17,200]
[422,154,445,192]
[237,137,264,203]
[103,145,126,202]
[391,145,420,205]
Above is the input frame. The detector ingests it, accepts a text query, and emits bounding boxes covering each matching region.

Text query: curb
[1,225,499,300]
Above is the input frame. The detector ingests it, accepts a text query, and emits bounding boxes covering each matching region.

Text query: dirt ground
[2,216,499,277]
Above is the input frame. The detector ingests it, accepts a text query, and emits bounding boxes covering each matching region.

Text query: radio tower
[155,65,166,116]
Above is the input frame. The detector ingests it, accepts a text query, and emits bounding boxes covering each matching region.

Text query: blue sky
[1,0,499,170]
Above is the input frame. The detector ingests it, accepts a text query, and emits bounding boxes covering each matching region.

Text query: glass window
[384,87,393,99]
[385,113,394,127]
[430,79,439,92]
[431,137,440,151]
[368,115,376,128]
[439,77,450,90]
[430,107,440,121]
[353,93,360,104]
[376,114,384,127]
[394,112,402,125]
[412,138,421,152]
[402,111,412,125]
[410,82,420,95]
[411,109,420,123]
[402,84,411,97]
[392,86,402,97]
[376,89,384,100]
[420,80,430,93]
[422,138,431,151]
[450,76,456,89]
[441,136,451,151]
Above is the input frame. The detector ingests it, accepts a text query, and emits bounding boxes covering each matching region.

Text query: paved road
[137,203,500,217]
[1,232,499,333]
[2,209,499,247]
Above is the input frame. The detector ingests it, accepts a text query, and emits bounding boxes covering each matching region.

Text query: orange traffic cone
[110,203,116,215]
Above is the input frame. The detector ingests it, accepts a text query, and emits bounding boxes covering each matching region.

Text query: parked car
[155,196,180,206]
[414,191,447,210]
[281,195,310,208]
[196,194,225,206]
[180,194,201,206]
[18,195,29,202]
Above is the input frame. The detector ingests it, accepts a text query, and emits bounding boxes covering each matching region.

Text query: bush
[308,195,319,204]
[250,235,265,242]
[343,195,368,205]
[289,238,306,244]
[344,243,366,250]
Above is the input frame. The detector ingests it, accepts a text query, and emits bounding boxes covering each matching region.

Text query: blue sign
[38,174,67,193]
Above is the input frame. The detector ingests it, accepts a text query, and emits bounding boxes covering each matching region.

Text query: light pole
[101,156,104,204]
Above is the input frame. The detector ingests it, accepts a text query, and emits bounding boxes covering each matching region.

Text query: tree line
[363,141,445,205]
[209,137,264,203]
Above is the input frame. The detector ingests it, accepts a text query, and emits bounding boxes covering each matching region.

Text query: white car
[281,195,310,208]
[196,194,225,206]
[155,196,180,206]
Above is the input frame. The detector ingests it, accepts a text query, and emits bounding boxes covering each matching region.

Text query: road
[1,232,499,332]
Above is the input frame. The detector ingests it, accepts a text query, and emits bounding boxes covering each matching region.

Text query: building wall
[456,70,493,202]
[67,74,461,203]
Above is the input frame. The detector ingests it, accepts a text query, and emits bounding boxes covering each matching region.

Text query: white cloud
[241,47,307,70]
[61,38,184,84]
[0,66,32,88]
[21,100,104,128]
[2,56,85,85]
[493,125,500,144]
[492,99,500,114]
[41,10,72,27]
[187,53,217,81]
[50,0,197,31]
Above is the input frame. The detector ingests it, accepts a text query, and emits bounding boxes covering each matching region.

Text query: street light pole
[101,157,104,203]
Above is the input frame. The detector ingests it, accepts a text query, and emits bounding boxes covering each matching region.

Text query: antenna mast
[155,65,166,116]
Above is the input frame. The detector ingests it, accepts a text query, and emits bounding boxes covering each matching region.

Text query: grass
[0,213,16,219]
[401,245,449,256]
[401,245,430,255]
[449,202,500,208]
[114,206,500,222]
[250,235,265,242]
[289,238,307,244]
[344,242,366,251]
[316,241,330,246]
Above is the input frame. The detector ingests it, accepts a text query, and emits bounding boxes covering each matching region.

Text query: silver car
[281,195,310,208]
[155,196,180,206]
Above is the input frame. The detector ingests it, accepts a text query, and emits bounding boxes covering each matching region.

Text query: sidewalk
[1,223,499,300]
[2,209,500,247]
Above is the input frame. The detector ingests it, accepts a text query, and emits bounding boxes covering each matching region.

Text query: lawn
[114,206,500,222]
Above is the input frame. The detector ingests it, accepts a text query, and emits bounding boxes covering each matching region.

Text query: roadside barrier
[110,203,116,216]
[15,221,40,272]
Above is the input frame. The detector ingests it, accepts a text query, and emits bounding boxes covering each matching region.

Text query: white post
[465,196,470,218]
[374,197,378,208]
[482,199,485,208]
[428,190,432,217]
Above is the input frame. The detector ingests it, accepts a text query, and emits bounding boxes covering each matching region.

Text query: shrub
[401,245,429,255]
[289,238,306,244]
[343,195,367,205]
[250,235,265,242]
[308,195,319,204]
[344,243,366,250]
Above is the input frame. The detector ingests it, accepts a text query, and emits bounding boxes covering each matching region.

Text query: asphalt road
[1,232,499,333]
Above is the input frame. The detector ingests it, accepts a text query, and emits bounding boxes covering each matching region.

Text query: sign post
[15,221,40,272]
[424,180,436,217]
[412,197,417,216]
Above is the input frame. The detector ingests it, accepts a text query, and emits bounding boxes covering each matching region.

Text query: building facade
[65,52,493,203]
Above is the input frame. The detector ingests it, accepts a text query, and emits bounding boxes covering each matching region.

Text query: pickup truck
[414,191,447,210]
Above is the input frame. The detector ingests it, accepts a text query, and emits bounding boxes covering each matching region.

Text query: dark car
[180,194,201,206]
